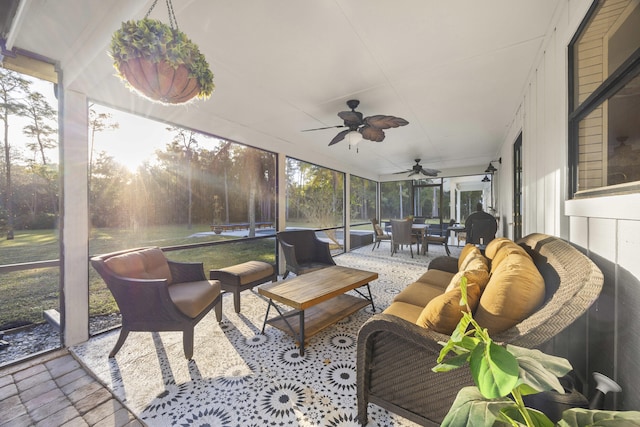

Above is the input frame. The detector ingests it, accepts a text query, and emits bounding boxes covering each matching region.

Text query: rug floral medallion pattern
[72,245,456,426]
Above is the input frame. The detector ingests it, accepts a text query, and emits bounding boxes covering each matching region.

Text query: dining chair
[390,219,418,258]
[370,218,392,251]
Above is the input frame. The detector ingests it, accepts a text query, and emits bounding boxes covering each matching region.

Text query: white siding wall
[498,0,637,254]
[495,0,640,261]
[496,0,640,407]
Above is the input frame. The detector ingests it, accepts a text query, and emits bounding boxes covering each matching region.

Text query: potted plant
[109,18,214,104]
[434,277,574,426]
[434,278,640,426]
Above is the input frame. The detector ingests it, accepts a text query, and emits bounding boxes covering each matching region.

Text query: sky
[8,75,183,172]
[91,105,173,172]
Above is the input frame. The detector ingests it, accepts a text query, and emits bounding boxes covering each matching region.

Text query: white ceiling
[4,0,560,180]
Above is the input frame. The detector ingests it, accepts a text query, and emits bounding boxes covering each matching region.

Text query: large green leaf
[507,345,572,378]
[558,408,640,427]
[470,341,519,398]
[514,357,565,394]
[442,387,514,427]
[434,352,470,372]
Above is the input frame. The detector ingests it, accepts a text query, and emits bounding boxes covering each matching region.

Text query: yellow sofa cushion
[393,281,446,307]
[417,284,482,334]
[474,253,545,335]
[383,301,425,324]
[416,269,456,291]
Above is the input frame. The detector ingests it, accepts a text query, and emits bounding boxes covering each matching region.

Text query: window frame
[568,0,640,198]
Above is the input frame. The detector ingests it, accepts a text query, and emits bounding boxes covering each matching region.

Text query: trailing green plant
[433,276,573,427]
[109,18,214,99]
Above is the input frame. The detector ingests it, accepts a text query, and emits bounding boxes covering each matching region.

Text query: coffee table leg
[261,299,274,333]
[299,310,305,356]
[365,283,376,312]
[353,283,376,313]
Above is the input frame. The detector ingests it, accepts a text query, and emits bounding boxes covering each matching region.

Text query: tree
[167,127,198,229]
[88,105,119,191]
[0,68,30,239]
[22,91,59,218]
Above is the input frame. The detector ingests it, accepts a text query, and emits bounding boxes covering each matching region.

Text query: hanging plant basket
[109,18,214,104]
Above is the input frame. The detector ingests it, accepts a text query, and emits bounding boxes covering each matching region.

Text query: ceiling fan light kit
[345,130,363,151]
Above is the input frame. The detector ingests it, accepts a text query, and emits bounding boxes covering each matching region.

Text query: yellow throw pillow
[484,237,515,260]
[474,253,545,335]
[490,244,530,274]
[417,284,482,334]
[447,252,490,292]
[458,244,480,270]
[446,267,490,293]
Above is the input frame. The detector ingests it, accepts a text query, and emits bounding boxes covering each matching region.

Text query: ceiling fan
[302,99,409,147]
[393,159,441,178]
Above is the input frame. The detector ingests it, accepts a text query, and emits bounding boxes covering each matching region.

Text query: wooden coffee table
[259,265,378,355]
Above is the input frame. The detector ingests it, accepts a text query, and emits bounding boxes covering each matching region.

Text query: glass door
[513,133,523,240]
[412,180,449,228]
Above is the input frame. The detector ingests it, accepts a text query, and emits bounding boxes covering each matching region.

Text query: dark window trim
[567,0,640,198]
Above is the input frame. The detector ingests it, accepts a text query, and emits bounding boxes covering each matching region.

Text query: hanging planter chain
[145,0,179,31]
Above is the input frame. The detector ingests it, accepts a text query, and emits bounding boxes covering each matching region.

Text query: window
[349,175,377,225]
[380,180,412,220]
[569,0,640,196]
[0,64,61,364]
[285,157,345,251]
[88,104,277,333]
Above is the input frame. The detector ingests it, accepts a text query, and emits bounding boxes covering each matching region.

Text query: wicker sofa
[356,233,604,426]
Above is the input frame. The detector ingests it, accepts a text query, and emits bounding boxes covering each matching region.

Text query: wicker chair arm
[357,313,471,425]
[167,260,207,283]
[357,313,451,356]
[279,240,299,269]
[313,239,336,265]
[428,255,459,273]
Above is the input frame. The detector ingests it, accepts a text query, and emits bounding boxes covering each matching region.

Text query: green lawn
[0,222,373,329]
[0,225,277,329]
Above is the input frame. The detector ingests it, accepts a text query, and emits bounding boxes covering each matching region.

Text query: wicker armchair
[91,247,222,360]
[356,233,604,426]
[277,230,336,279]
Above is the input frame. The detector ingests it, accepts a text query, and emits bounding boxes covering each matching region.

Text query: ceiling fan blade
[392,169,412,174]
[420,168,441,176]
[360,125,385,142]
[338,110,364,127]
[328,129,350,146]
[364,115,409,129]
[301,124,346,132]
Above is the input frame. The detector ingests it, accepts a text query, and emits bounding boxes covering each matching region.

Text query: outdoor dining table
[411,223,429,255]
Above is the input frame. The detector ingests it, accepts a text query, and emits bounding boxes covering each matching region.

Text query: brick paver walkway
[0,349,143,427]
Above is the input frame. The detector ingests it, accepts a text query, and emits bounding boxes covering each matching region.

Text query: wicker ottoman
[210,261,277,313]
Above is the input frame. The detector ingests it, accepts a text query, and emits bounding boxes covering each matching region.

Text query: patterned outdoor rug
[72,244,458,426]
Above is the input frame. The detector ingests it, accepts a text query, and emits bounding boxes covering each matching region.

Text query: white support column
[344,174,351,252]
[60,89,89,346]
[277,153,287,275]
